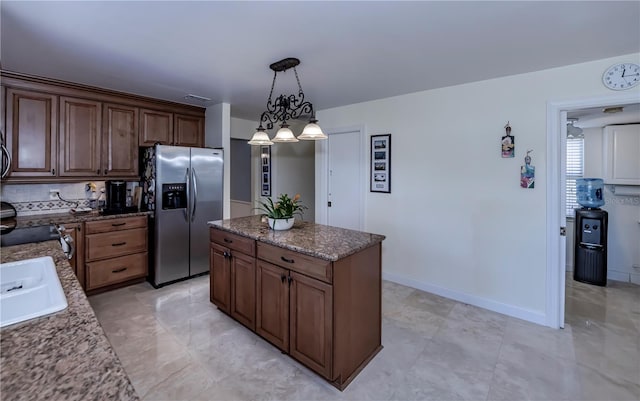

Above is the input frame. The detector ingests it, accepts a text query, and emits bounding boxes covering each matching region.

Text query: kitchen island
[208,215,385,390]
[0,241,138,401]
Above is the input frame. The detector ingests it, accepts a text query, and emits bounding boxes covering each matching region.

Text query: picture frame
[260,146,272,197]
[370,134,391,193]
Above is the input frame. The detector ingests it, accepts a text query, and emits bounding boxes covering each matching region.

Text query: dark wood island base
[208,216,385,391]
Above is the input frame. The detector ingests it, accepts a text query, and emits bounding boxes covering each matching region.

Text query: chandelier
[248,58,327,145]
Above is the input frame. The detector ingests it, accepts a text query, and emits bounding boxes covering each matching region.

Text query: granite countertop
[0,241,139,401]
[208,215,385,261]
[13,210,152,228]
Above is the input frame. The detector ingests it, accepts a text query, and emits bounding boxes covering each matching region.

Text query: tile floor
[89,275,640,401]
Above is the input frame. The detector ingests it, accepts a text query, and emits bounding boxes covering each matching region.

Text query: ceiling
[2,1,639,121]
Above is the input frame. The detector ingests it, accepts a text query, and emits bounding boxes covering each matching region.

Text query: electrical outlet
[49,189,60,200]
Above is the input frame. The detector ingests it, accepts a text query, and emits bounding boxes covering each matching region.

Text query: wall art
[260,145,272,197]
[501,121,515,158]
[520,149,535,188]
[370,134,391,193]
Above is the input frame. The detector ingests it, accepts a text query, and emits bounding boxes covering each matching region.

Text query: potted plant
[256,193,307,230]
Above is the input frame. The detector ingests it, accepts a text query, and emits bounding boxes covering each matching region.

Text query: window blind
[566,137,584,217]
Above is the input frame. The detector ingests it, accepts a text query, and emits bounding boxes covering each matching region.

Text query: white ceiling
[2,1,639,121]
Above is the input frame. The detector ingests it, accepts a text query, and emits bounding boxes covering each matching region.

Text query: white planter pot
[267,217,295,231]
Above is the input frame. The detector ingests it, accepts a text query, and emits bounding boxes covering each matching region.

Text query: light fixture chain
[293,67,304,94]
[266,71,277,104]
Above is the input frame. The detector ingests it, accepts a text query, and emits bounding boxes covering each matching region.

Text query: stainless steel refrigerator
[142,145,223,287]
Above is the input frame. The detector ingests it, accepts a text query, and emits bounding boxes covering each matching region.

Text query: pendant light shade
[298,118,327,140]
[271,124,299,143]
[248,127,274,145]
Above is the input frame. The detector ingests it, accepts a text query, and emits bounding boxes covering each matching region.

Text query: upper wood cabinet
[5,88,58,177]
[59,96,102,177]
[139,108,173,146]
[174,114,204,147]
[103,103,139,177]
[1,71,205,181]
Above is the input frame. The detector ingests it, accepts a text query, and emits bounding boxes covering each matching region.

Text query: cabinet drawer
[86,228,147,261]
[210,228,255,257]
[86,252,147,290]
[85,216,147,234]
[257,242,332,283]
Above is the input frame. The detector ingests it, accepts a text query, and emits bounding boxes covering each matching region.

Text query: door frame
[545,91,639,329]
[315,125,366,230]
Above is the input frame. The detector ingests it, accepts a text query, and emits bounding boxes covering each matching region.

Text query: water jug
[576,178,604,208]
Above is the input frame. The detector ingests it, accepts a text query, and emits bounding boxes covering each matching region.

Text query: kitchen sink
[0,256,68,328]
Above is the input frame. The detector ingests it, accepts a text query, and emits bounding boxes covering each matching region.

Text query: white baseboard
[608,269,631,283]
[382,271,547,327]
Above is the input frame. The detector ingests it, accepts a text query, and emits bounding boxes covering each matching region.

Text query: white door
[327,130,362,230]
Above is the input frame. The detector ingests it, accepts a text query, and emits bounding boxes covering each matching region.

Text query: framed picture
[260,146,271,196]
[370,134,391,193]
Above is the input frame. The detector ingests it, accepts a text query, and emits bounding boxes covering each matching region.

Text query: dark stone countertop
[208,215,385,261]
[12,210,152,229]
[0,241,139,401]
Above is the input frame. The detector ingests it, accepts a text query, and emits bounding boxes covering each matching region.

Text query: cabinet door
[174,114,203,147]
[603,124,640,185]
[139,109,173,146]
[230,251,256,330]
[5,88,58,177]
[256,261,289,351]
[65,222,85,290]
[59,96,102,177]
[289,271,333,379]
[210,243,231,313]
[103,103,139,177]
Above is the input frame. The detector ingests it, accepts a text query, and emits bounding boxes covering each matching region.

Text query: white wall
[270,120,315,222]
[231,117,316,222]
[205,103,231,218]
[316,53,640,324]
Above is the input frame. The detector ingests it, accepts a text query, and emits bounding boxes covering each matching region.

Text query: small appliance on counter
[574,178,608,286]
[100,180,138,215]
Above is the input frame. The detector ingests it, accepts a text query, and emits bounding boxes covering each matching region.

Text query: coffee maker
[104,180,127,214]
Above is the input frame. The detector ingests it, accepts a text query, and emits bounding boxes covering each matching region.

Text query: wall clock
[602,63,640,90]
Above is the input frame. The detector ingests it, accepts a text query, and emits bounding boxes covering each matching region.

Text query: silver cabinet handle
[191,168,198,222]
[184,168,190,222]
[1,140,11,179]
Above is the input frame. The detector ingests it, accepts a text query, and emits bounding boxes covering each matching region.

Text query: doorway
[546,92,639,329]
[315,126,365,230]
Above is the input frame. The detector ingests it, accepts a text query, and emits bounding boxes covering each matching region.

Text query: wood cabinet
[209,226,383,390]
[1,71,205,181]
[603,124,640,185]
[174,114,203,147]
[139,108,173,146]
[85,216,148,293]
[64,222,85,290]
[5,88,58,177]
[210,231,256,330]
[102,103,139,177]
[58,96,102,177]
[139,110,204,147]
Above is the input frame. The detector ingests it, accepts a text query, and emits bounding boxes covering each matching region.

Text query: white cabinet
[603,124,640,185]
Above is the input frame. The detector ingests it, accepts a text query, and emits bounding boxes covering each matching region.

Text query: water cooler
[573,178,608,286]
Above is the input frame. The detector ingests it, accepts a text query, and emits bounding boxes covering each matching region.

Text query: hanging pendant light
[247,58,326,146]
[247,126,273,145]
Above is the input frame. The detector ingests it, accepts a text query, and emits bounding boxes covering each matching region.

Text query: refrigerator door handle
[184,168,190,222]
[191,168,198,222]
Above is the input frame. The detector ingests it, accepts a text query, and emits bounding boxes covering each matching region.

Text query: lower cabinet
[210,232,256,331]
[256,261,333,379]
[64,222,85,290]
[210,227,382,390]
[84,216,148,293]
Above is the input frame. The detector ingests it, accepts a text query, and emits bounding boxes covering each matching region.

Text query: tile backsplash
[1,182,105,216]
